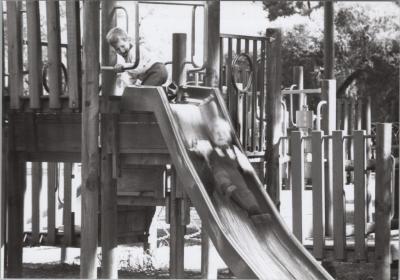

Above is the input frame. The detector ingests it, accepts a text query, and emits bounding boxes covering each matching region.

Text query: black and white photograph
[0,0,399,279]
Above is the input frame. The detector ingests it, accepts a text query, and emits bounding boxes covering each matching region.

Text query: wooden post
[6,114,25,277]
[169,34,187,278]
[26,1,43,109]
[172,33,187,86]
[293,66,305,111]
[201,2,220,278]
[6,1,23,110]
[170,170,185,279]
[64,163,73,246]
[81,2,100,278]
[66,0,82,109]
[265,28,282,207]
[353,130,366,261]
[47,163,58,244]
[324,0,334,79]
[0,0,4,274]
[204,0,220,88]
[321,80,336,236]
[332,131,345,260]
[312,131,325,259]
[375,123,392,280]
[46,0,63,109]
[31,162,42,244]
[101,1,118,278]
[291,131,304,242]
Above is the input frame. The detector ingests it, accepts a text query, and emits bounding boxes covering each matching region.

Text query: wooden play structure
[0,0,398,279]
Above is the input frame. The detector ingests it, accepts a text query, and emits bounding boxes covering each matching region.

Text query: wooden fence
[285,123,395,269]
[5,1,81,112]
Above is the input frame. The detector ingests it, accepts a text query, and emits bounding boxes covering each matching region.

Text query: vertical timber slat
[312,131,325,259]
[258,39,266,151]
[291,131,303,241]
[81,2,100,278]
[332,131,345,260]
[64,163,72,246]
[31,162,42,244]
[251,40,257,151]
[66,0,82,109]
[46,0,62,109]
[375,123,392,280]
[101,0,118,278]
[6,1,23,109]
[265,28,282,206]
[354,130,366,261]
[47,163,57,244]
[26,1,43,109]
[0,0,4,274]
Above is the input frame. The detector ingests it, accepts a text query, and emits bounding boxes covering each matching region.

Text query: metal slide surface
[121,86,333,280]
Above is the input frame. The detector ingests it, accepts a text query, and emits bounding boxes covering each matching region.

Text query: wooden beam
[66,0,82,109]
[46,0,62,109]
[0,0,4,275]
[31,162,42,244]
[375,123,392,280]
[81,1,100,278]
[47,162,58,244]
[64,163,73,246]
[311,131,325,259]
[353,130,366,261]
[291,131,304,242]
[321,79,336,236]
[265,28,282,207]
[26,1,43,109]
[172,33,187,87]
[100,1,118,278]
[204,0,220,88]
[324,0,335,79]
[6,1,23,110]
[332,131,345,260]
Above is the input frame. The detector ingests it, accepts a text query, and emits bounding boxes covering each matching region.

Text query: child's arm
[233,145,253,173]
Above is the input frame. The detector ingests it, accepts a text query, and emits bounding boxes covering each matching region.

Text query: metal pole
[324,0,335,79]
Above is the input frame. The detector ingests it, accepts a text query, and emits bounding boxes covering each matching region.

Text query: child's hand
[114,64,125,73]
[234,146,253,173]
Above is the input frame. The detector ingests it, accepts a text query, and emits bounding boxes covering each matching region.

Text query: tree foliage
[264,2,400,122]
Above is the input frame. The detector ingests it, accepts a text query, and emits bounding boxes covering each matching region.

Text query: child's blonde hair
[106,27,129,45]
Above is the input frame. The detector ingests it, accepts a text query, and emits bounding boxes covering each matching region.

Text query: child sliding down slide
[191,118,270,225]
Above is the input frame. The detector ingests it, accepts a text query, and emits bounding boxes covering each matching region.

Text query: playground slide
[121,86,333,280]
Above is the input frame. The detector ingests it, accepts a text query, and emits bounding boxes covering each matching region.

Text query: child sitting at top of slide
[191,117,270,224]
[106,27,168,86]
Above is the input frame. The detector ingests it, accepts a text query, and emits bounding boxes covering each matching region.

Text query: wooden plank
[332,131,345,260]
[356,99,362,130]
[31,162,42,244]
[251,40,257,151]
[63,162,73,246]
[0,0,4,275]
[100,1,118,277]
[336,99,342,130]
[321,79,336,236]
[47,162,57,244]
[353,130,366,261]
[323,0,335,79]
[375,123,392,280]
[46,0,62,109]
[169,168,185,278]
[66,0,82,109]
[226,38,235,126]
[265,28,282,206]
[81,1,100,278]
[258,39,266,152]
[219,37,223,88]
[26,1,43,109]
[6,1,23,109]
[291,131,304,241]
[311,131,325,259]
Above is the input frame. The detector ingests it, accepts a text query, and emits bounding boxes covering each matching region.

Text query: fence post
[312,131,325,259]
[265,28,282,208]
[321,80,336,236]
[375,123,392,280]
[354,130,366,261]
[291,131,303,241]
[332,131,345,260]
